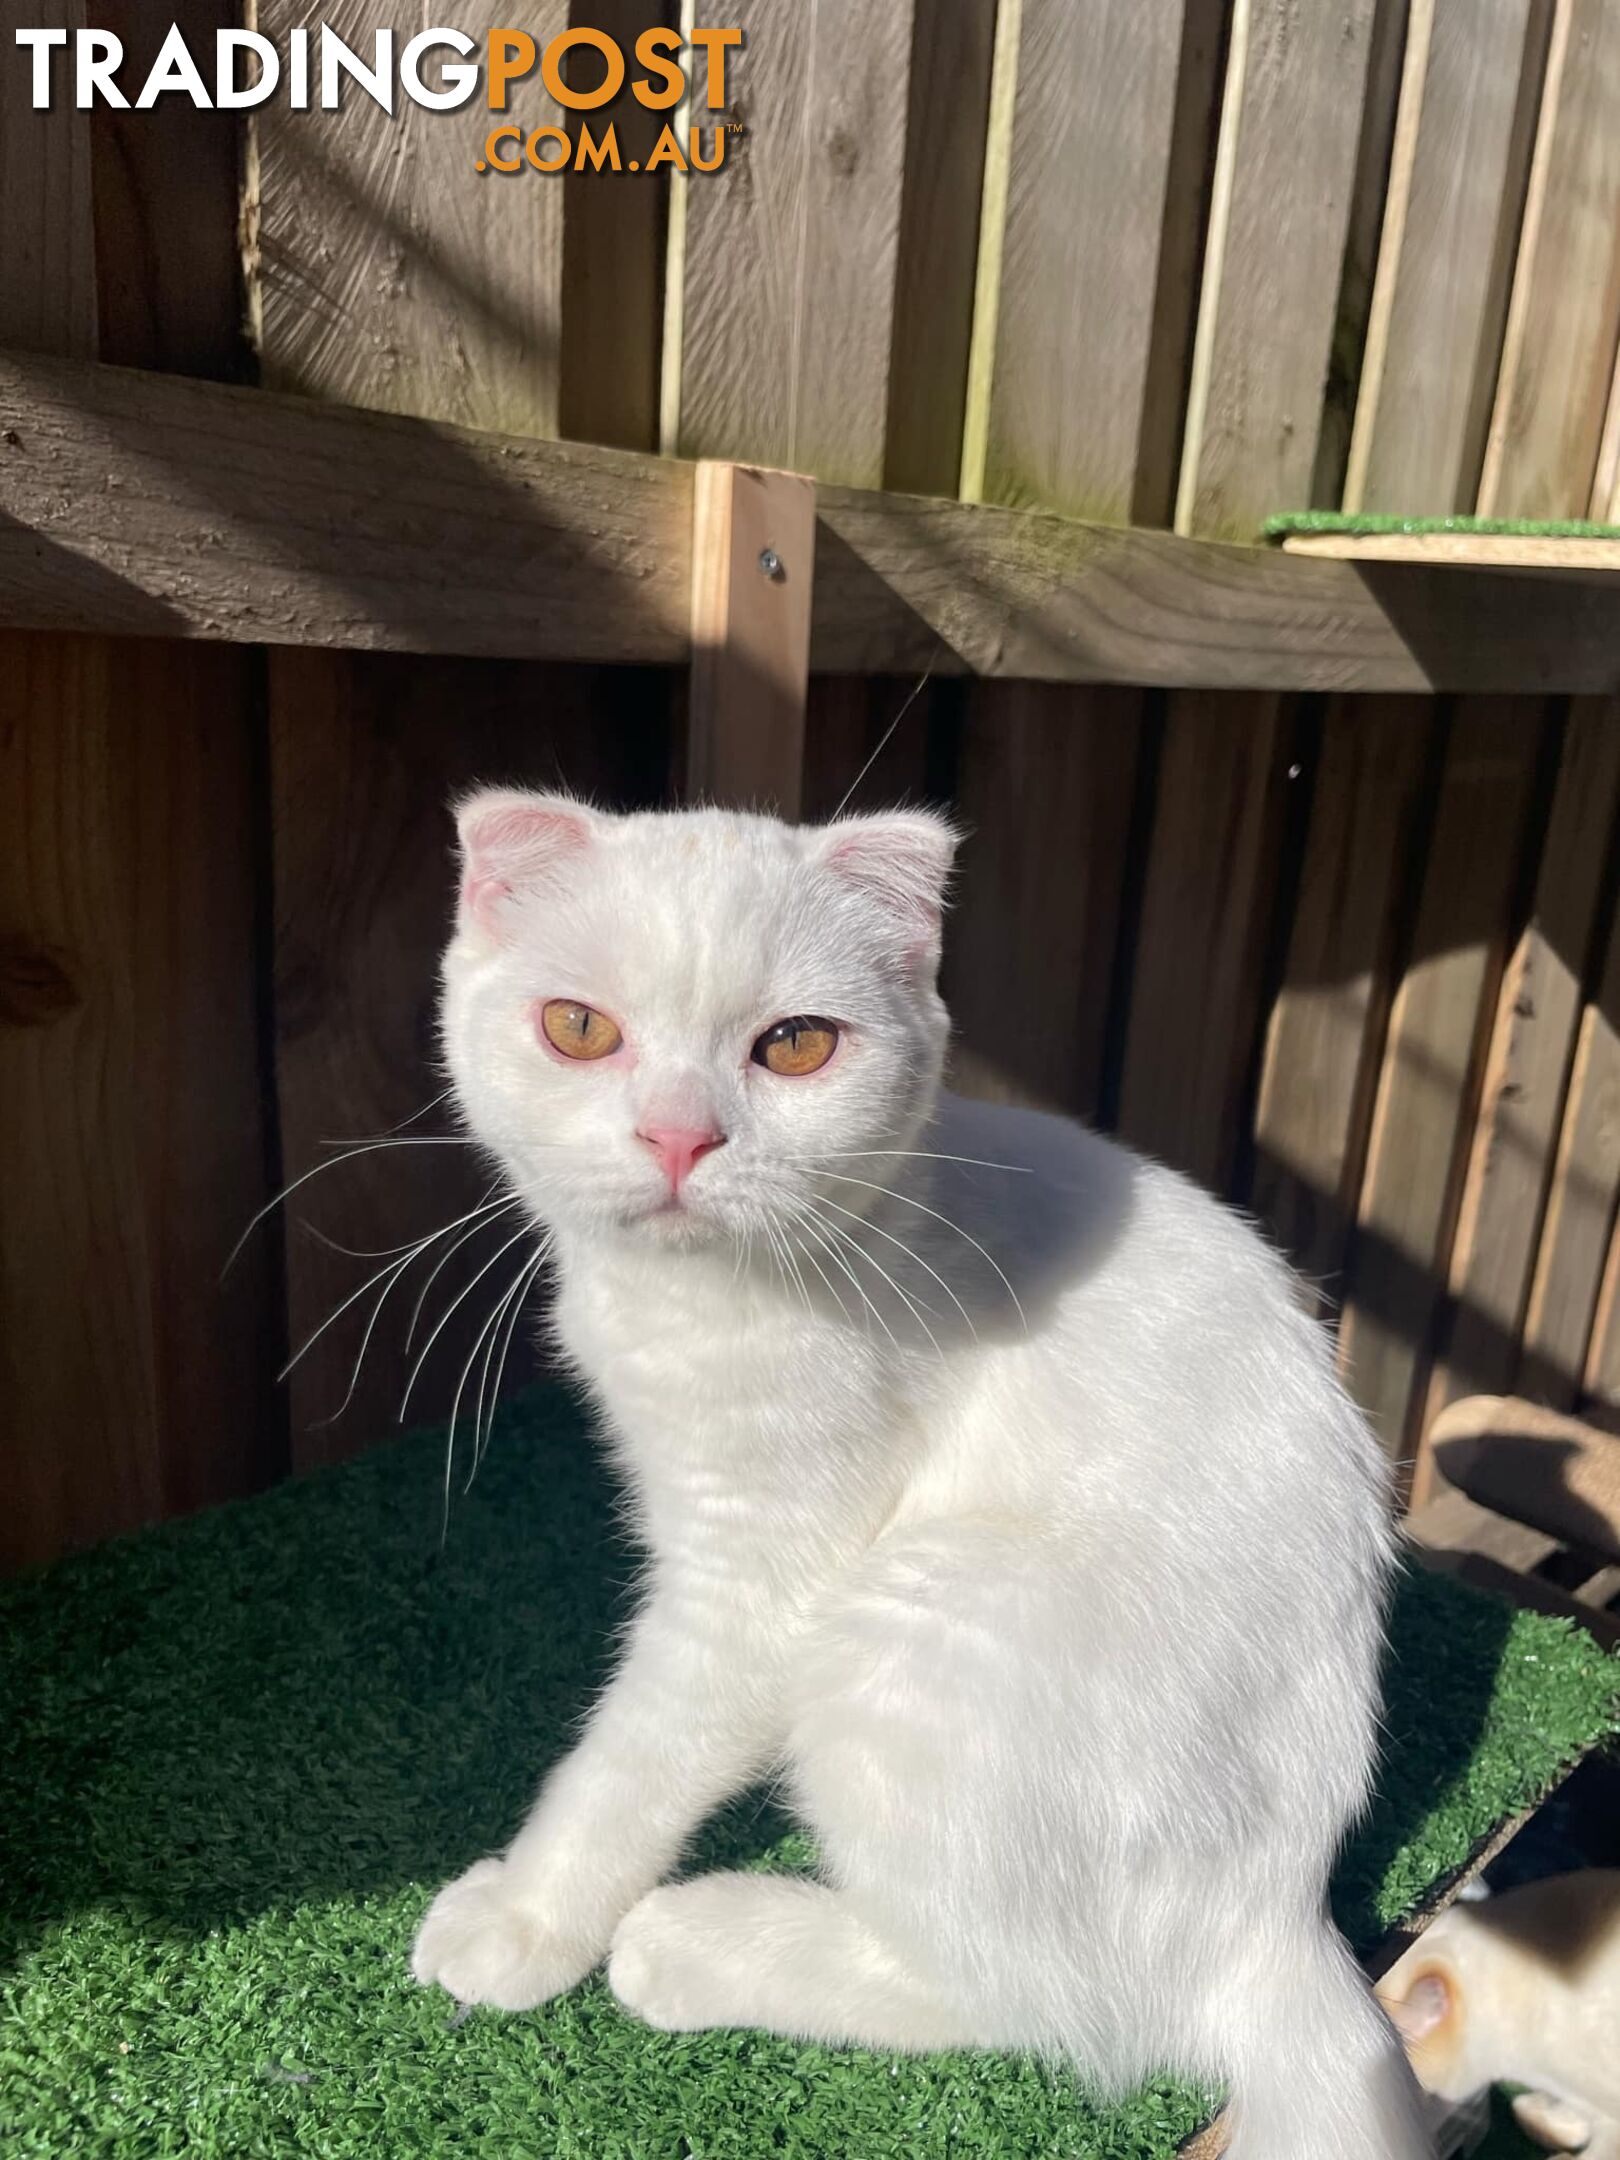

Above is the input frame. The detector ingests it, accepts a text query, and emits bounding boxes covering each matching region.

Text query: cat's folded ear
[454,789,596,941]
[810,810,958,969]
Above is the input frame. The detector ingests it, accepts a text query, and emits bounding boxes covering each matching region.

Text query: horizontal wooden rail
[4,350,1620,691]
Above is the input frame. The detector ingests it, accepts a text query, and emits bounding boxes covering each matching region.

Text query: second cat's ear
[1384,1969,1453,2046]
[810,811,958,966]
[454,789,596,941]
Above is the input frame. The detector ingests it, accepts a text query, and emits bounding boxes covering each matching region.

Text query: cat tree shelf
[5,348,1620,698]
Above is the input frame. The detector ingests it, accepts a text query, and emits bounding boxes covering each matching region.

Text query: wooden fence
[5,0,1620,1570]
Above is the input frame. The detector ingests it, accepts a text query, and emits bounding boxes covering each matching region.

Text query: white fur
[412,797,1431,2160]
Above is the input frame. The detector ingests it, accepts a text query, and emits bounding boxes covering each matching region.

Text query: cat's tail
[1220,1925,1436,2160]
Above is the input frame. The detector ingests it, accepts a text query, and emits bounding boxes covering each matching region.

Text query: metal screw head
[758,547,784,580]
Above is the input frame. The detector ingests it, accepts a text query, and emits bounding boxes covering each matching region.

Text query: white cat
[1380,1872,1620,2157]
[411,794,1431,2160]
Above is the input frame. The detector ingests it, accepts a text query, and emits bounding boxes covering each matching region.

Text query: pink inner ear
[1388,1970,1452,2045]
[820,819,953,942]
[458,798,590,935]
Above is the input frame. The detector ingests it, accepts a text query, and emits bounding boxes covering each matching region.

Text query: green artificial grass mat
[3,1385,1617,2159]
[1266,509,1620,540]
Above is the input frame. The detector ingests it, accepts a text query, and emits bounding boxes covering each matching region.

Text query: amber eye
[539,999,623,1061]
[752,1016,840,1077]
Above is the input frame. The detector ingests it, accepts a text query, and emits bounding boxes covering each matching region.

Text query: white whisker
[297,1220,431,1263]
[315,1135,480,1151]
[810,1170,1028,1332]
[807,1202,940,1358]
[400,1223,536,1425]
[788,1204,886,1346]
[477,1242,550,1473]
[781,1213,851,1326]
[278,1229,439,1388]
[760,1218,794,1305]
[286,1191,518,1419]
[827,665,932,821]
[223,1133,483,1278]
[404,1193,525,1351]
[383,1088,456,1134]
[442,1271,516,1534]
[792,1150,1033,1175]
[463,1237,551,1497]
[763,1214,815,1325]
[815,1193,978,1344]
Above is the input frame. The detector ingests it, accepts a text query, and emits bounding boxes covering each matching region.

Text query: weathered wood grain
[670,0,915,488]
[883,0,998,499]
[1589,344,1620,522]
[0,0,95,360]
[1307,0,1413,511]
[1583,1189,1620,1415]
[557,0,675,454]
[1522,876,1620,1405]
[1428,704,1620,1416]
[1346,0,1549,515]
[10,353,1620,689]
[1251,696,1437,1300]
[1116,692,1290,1191]
[0,351,696,659]
[1337,702,1547,1465]
[946,684,1143,1118]
[1477,0,1620,518]
[251,0,568,433]
[0,635,279,1569]
[1176,0,1380,539]
[811,490,1620,690]
[86,0,244,379]
[970,0,1207,524]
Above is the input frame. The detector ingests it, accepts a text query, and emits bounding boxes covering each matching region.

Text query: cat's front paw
[411,1857,600,2011]
[608,1884,714,2030]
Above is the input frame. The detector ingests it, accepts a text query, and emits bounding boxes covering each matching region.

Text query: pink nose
[636,1125,726,1192]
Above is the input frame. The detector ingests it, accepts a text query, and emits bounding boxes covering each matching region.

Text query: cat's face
[440,795,954,1251]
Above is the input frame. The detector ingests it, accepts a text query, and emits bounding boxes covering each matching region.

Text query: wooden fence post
[686,460,816,817]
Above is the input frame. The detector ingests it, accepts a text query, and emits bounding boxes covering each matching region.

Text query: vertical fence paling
[1477,0,1620,518]
[944,684,1143,1119]
[1113,695,1292,1194]
[962,0,1211,527]
[1175,0,1380,540]
[1522,862,1620,1409]
[1336,704,1549,1467]
[1422,710,1620,1429]
[882,0,998,499]
[667,0,914,489]
[1344,0,1549,517]
[252,0,569,431]
[1249,697,1439,1311]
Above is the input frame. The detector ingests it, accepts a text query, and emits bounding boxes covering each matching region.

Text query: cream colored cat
[1380,1872,1620,2156]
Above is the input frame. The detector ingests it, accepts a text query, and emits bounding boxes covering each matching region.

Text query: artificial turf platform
[4,1386,1618,2159]
[1265,510,1620,540]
